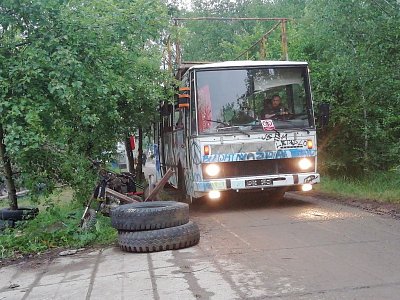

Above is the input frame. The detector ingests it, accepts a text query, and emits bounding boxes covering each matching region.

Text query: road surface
[1,192,400,299]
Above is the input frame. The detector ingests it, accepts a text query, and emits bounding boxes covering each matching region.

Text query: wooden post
[145,168,174,201]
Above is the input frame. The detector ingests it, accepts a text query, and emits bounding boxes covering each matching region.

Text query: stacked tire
[0,207,39,230]
[110,201,200,253]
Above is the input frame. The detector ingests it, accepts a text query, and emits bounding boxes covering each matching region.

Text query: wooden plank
[145,168,174,201]
[105,188,139,203]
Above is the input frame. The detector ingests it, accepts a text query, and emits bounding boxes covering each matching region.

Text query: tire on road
[111,201,189,231]
[118,221,200,253]
[0,207,39,221]
[266,188,286,201]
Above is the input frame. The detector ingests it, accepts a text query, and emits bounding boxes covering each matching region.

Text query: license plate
[245,178,272,187]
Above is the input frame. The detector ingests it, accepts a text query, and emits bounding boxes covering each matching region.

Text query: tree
[0,0,170,208]
[177,0,400,175]
[293,0,400,175]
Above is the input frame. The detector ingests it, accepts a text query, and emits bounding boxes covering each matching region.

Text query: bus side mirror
[178,87,190,109]
[318,103,330,127]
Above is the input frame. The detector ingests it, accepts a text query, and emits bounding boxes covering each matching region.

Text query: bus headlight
[302,184,313,192]
[299,158,313,170]
[209,190,221,200]
[205,164,221,177]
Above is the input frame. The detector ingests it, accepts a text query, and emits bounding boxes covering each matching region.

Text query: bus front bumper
[193,173,320,195]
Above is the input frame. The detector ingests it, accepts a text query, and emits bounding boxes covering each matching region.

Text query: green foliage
[0,0,172,205]
[315,170,400,203]
[0,203,117,259]
[180,0,400,176]
[293,0,400,175]
[179,0,305,61]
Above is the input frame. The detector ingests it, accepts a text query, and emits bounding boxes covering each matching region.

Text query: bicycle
[80,166,145,231]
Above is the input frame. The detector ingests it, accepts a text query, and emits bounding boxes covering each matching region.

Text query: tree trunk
[0,123,18,210]
[124,137,135,174]
[362,97,369,172]
[136,127,144,181]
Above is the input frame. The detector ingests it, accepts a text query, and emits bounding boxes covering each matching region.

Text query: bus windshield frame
[194,66,315,135]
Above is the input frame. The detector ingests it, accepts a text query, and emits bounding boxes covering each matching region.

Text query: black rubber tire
[177,165,190,203]
[0,219,14,231]
[267,188,286,201]
[0,207,39,221]
[81,209,97,231]
[118,221,200,253]
[111,201,189,231]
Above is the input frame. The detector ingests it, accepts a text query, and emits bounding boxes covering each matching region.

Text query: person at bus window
[262,95,288,119]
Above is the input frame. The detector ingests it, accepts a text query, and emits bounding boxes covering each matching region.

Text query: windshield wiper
[205,119,230,127]
[206,119,250,137]
[230,126,250,138]
[284,127,311,134]
[297,127,310,134]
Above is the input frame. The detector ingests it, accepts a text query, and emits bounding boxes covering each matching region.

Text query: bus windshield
[195,66,314,134]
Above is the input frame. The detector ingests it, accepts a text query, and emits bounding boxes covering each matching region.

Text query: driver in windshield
[262,95,289,119]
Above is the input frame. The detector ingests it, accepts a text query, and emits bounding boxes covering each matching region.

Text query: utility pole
[171,17,292,63]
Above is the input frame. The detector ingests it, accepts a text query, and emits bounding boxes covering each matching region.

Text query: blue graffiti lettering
[237,153,247,160]
[256,152,264,160]
[246,153,256,160]
[203,149,316,163]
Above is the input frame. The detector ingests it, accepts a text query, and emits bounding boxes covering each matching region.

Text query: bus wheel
[177,165,189,203]
[267,188,286,201]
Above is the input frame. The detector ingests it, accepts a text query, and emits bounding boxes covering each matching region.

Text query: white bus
[157,61,321,201]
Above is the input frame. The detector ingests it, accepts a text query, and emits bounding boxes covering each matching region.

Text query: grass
[315,171,400,203]
[0,189,117,260]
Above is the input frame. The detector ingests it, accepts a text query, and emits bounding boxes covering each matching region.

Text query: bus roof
[187,60,308,71]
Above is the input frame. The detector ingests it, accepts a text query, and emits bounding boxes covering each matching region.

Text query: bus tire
[177,165,190,203]
[118,221,200,253]
[111,201,189,231]
[267,188,286,201]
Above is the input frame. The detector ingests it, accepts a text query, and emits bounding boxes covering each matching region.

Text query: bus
[157,60,321,202]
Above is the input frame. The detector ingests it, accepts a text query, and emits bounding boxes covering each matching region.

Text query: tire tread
[118,221,200,253]
[111,201,189,231]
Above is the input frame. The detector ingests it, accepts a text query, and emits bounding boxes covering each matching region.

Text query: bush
[0,202,117,259]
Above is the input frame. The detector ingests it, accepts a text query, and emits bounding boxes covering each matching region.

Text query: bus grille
[202,158,315,179]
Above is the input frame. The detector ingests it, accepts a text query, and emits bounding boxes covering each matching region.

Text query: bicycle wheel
[81,209,97,231]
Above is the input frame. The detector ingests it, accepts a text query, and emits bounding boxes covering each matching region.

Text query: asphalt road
[2,192,400,299]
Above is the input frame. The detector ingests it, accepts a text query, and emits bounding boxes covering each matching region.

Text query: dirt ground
[309,191,400,220]
[1,190,400,269]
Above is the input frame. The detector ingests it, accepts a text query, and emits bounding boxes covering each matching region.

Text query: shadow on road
[189,191,313,213]
[161,185,314,213]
